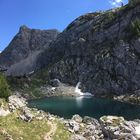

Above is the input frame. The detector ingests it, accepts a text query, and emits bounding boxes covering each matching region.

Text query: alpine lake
[28,96,140,120]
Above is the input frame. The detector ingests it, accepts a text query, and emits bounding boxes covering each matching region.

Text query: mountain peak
[19,25,30,32]
[0,26,60,75]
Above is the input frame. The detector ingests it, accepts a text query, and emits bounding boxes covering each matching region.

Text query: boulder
[8,94,27,111]
[72,114,82,123]
[82,116,103,139]
[19,107,34,122]
[68,120,80,133]
[64,119,80,133]
[0,108,10,116]
[50,79,61,87]
[70,134,86,140]
[100,116,140,139]
[83,116,99,125]
[134,124,140,139]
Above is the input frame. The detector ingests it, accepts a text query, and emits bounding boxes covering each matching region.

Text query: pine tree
[0,73,11,99]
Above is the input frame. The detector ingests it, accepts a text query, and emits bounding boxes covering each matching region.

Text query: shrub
[130,18,140,38]
[107,12,117,22]
[0,73,11,99]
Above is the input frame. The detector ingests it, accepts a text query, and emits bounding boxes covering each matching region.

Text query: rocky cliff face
[36,3,140,95]
[0,26,59,76]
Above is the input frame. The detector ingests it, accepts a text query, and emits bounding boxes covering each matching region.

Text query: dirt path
[44,121,57,140]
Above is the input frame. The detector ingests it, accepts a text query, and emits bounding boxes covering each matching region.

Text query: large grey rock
[50,79,61,87]
[19,107,34,122]
[0,108,10,116]
[83,116,100,126]
[68,120,80,133]
[72,114,82,123]
[100,116,140,139]
[82,116,103,139]
[8,93,27,111]
[70,135,86,140]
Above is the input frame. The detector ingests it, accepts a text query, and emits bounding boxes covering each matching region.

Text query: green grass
[53,121,71,140]
[0,99,9,110]
[0,112,50,140]
[0,99,71,140]
[0,113,71,140]
[124,18,140,41]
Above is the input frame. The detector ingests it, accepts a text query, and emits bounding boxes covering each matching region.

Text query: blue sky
[0,0,128,51]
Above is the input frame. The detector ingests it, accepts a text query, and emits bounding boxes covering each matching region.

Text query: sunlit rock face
[36,3,140,96]
[0,25,60,76]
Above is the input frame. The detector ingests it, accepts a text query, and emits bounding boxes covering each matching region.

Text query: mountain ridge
[1,2,140,97]
[0,25,60,75]
[35,2,140,95]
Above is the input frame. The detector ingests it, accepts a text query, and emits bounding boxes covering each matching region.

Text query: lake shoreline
[18,79,140,106]
[0,94,140,140]
[27,96,140,120]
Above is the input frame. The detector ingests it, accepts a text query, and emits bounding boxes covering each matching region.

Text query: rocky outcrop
[36,3,140,96]
[114,91,140,105]
[8,93,27,111]
[0,25,59,76]
[31,79,77,97]
[65,115,140,140]
[19,107,35,122]
[64,115,104,139]
[1,94,140,139]
[100,116,140,139]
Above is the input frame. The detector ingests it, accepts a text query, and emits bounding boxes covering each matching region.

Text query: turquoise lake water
[28,96,140,120]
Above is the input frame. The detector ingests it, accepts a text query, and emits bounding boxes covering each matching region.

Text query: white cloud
[116,0,123,2]
[109,0,124,7]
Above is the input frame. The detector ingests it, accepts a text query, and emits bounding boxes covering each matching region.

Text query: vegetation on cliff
[0,73,10,99]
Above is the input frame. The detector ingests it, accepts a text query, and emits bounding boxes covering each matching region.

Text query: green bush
[0,73,11,99]
[130,18,140,38]
[107,12,117,22]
